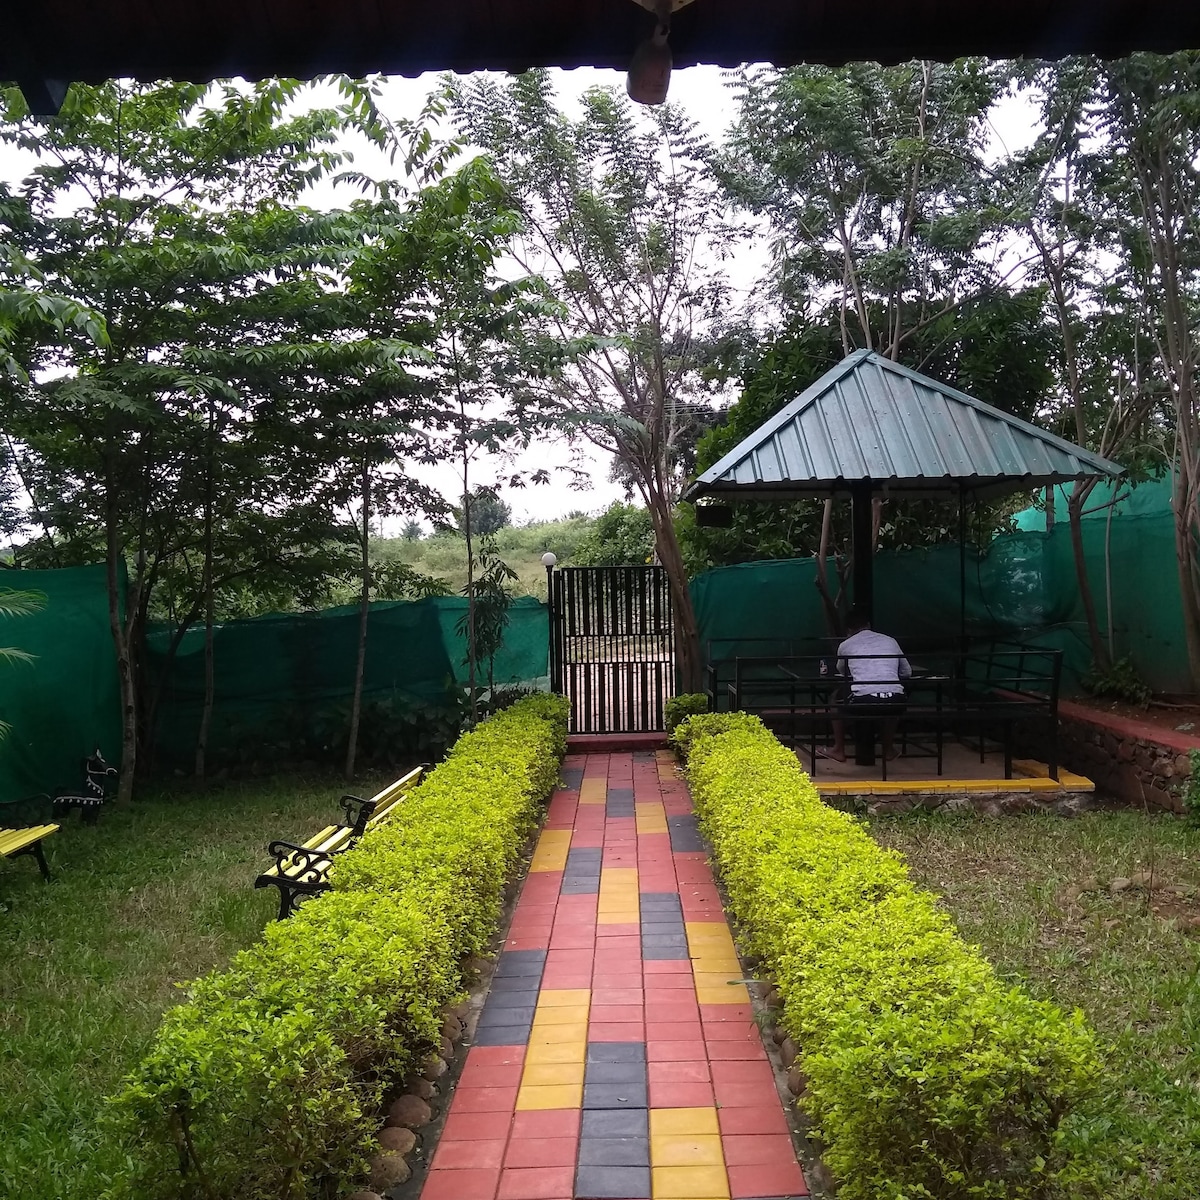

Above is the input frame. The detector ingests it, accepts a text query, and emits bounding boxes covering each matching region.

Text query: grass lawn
[0,773,386,1200]
[870,809,1200,1200]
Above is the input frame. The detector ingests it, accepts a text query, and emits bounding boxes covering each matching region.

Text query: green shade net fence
[0,482,1184,795]
[144,595,550,774]
[0,564,122,803]
[691,477,1188,695]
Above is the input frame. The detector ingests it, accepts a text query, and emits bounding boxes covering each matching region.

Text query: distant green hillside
[374,514,599,599]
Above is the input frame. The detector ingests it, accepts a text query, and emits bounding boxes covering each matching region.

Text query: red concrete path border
[419,750,808,1200]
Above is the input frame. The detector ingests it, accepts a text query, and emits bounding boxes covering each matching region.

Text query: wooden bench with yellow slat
[0,823,60,882]
[254,765,425,919]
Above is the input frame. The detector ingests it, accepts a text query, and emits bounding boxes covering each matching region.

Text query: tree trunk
[643,487,701,694]
[1174,472,1200,691]
[1067,479,1110,669]
[814,498,843,636]
[105,507,136,807]
[195,402,216,781]
[345,459,371,781]
[461,432,479,725]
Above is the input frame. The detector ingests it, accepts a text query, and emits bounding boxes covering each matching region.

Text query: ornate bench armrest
[265,839,335,885]
[339,794,377,838]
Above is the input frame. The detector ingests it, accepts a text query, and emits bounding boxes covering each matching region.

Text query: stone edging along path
[409,748,811,1200]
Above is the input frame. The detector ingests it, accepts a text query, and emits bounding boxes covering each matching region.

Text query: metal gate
[549,565,675,734]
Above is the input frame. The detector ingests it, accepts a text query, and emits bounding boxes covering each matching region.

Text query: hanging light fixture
[626,0,695,106]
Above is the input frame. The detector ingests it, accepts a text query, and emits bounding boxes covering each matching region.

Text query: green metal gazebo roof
[682,350,1123,503]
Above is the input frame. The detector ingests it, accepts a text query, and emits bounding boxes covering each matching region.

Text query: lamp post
[541,552,558,692]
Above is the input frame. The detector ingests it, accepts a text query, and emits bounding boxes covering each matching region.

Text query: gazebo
[682,349,1123,626]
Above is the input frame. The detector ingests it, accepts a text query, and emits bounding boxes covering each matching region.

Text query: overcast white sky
[1,66,1042,533]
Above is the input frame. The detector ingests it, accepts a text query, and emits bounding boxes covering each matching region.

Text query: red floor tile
[549,931,595,949]
[703,1020,761,1041]
[646,1020,702,1043]
[648,1078,716,1107]
[510,1109,581,1139]
[441,1110,513,1142]
[648,1060,711,1084]
[589,1021,646,1041]
[460,1058,526,1089]
[503,1137,579,1169]
[720,1134,801,1166]
[706,1039,769,1061]
[716,1105,792,1136]
[421,1167,501,1200]
[590,1004,644,1024]
[451,1086,519,1113]
[539,972,592,989]
[464,1047,526,1067]
[714,1079,780,1108]
[504,935,551,951]
[646,996,701,1020]
[727,1161,809,1198]
[709,1059,776,1086]
[591,988,644,1005]
[702,1003,755,1022]
[497,1166,576,1199]
[644,973,695,990]
[431,1139,507,1170]
[647,1040,704,1062]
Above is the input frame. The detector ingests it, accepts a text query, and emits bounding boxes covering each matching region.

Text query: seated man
[821,606,911,762]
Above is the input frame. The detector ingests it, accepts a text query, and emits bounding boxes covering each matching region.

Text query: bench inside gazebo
[682,350,1120,803]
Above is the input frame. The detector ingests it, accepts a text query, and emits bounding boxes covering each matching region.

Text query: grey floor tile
[493,950,547,977]
[585,1060,647,1085]
[586,1041,646,1063]
[576,1137,650,1167]
[471,1024,531,1046]
[583,1081,649,1109]
[641,948,690,961]
[581,1108,649,1139]
[574,1164,651,1199]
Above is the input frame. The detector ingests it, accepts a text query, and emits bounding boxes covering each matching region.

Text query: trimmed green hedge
[677,712,1099,1200]
[113,694,569,1200]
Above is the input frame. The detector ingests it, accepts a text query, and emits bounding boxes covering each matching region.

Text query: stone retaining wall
[1017,700,1197,813]
[825,788,1095,818]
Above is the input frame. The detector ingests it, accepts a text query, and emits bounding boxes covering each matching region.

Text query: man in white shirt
[820,606,911,763]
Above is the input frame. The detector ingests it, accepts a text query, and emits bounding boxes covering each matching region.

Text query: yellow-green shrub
[677,712,1099,1200]
[113,694,569,1200]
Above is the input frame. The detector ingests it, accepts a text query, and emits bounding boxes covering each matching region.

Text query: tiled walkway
[420,750,809,1200]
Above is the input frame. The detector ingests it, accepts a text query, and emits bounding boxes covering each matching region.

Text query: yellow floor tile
[528,1021,589,1042]
[537,989,591,1007]
[651,1164,730,1198]
[524,1040,586,1065]
[579,779,607,804]
[520,1062,586,1086]
[650,1133,725,1167]
[601,867,640,885]
[686,920,735,937]
[531,1005,590,1025]
[696,985,749,1005]
[515,1082,583,1110]
[690,950,741,965]
[530,829,572,872]
[598,910,641,924]
[691,959,742,975]
[692,972,745,991]
[649,1107,720,1137]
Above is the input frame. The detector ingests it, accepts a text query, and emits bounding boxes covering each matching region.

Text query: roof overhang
[5,1,1200,102]
[682,350,1124,504]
